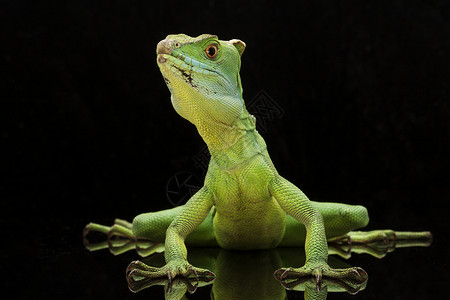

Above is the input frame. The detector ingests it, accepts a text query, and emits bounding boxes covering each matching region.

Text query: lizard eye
[205,44,218,58]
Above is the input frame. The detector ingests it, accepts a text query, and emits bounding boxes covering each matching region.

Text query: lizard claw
[126,259,215,291]
[125,259,215,294]
[313,267,322,291]
[166,270,173,294]
[274,263,368,292]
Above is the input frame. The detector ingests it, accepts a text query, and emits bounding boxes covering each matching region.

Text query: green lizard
[84,34,431,289]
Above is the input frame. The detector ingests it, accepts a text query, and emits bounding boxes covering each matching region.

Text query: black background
[2,0,450,299]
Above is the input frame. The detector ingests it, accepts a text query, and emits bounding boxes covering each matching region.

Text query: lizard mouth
[157,53,218,76]
[157,53,224,88]
[157,54,197,87]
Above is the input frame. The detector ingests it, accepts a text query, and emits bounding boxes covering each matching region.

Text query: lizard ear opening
[229,39,246,56]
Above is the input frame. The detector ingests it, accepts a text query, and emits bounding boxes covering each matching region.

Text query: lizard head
[156,34,246,127]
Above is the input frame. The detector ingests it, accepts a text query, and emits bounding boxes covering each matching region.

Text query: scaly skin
[132,34,366,285]
[84,34,429,289]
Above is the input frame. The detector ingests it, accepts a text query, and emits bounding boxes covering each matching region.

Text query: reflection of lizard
[85,34,431,287]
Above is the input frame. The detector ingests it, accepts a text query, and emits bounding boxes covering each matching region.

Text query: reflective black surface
[3,0,450,299]
[10,221,447,299]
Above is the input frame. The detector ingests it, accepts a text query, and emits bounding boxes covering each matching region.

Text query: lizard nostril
[158,56,167,64]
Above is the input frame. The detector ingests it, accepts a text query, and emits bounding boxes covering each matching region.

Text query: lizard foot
[274,262,367,292]
[83,221,164,256]
[83,220,135,254]
[329,230,432,259]
[126,274,202,294]
[126,260,215,294]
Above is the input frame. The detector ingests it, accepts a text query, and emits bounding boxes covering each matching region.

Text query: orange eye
[205,44,218,58]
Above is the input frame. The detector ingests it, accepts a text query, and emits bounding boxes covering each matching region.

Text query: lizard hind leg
[84,205,217,256]
[315,202,370,239]
[131,206,184,242]
[279,202,370,248]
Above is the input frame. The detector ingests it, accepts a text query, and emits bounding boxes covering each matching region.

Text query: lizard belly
[213,198,286,250]
[207,149,285,250]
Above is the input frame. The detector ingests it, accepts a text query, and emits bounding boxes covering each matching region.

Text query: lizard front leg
[269,176,368,289]
[127,186,216,287]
